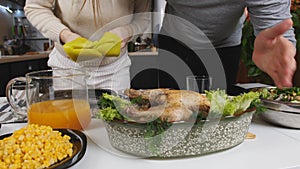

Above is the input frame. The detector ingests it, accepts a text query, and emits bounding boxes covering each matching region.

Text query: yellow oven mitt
[63,32,122,61]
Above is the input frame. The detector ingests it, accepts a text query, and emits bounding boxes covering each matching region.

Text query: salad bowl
[258,87,300,129]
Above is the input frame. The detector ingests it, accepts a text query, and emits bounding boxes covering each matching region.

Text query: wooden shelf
[0,52,49,64]
[128,51,158,56]
[24,38,48,40]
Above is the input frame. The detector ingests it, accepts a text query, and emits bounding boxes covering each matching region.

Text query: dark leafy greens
[260,87,300,103]
[96,93,131,121]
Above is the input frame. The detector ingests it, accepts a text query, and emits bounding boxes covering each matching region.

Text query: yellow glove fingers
[75,49,103,61]
[63,45,80,61]
[98,32,122,44]
[63,32,121,62]
[64,48,103,61]
[79,49,103,57]
[63,37,94,49]
[97,42,121,56]
[63,37,98,61]
[96,32,122,56]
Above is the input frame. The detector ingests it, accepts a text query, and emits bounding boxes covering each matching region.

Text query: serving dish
[0,129,87,169]
[259,108,300,129]
[97,89,259,158]
[105,109,255,158]
[260,98,300,113]
[259,98,300,129]
[257,87,300,129]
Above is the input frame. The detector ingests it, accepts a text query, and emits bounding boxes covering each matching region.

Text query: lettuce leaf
[97,107,123,121]
[97,93,132,121]
[98,90,260,122]
[206,89,227,118]
[206,90,260,116]
[231,91,260,114]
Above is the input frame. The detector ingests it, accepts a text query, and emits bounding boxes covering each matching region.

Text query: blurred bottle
[128,41,135,52]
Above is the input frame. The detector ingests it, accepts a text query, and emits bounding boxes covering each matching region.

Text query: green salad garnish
[97,90,260,122]
[96,93,131,121]
[206,89,260,116]
[260,87,300,103]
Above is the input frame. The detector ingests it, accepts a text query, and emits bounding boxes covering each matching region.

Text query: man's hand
[252,19,296,88]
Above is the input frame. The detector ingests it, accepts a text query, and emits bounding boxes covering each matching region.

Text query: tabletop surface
[1,116,300,169]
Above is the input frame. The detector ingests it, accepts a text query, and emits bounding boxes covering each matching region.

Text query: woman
[24,0,151,91]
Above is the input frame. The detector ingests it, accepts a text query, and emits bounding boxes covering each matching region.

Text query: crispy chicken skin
[124,89,210,122]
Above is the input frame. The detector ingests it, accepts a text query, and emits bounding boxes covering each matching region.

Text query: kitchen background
[0,0,299,95]
[0,0,52,55]
[0,0,166,96]
[0,0,166,55]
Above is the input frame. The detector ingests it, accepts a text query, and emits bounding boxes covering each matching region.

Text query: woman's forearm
[24,0,69,44]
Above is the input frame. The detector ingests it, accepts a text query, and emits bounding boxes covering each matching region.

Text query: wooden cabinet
[0,57,49,96]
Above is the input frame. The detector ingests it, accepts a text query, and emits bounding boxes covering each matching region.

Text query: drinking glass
[186,75,212,93]
[6,69,91,130]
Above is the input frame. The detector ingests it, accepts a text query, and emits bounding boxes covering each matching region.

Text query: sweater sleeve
[130,0,152,35]
[24,0,70,44]
[112,0,152,41]
[246,0,296,46]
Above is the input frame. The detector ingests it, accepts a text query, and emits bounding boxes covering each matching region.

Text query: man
[158,0,296,94]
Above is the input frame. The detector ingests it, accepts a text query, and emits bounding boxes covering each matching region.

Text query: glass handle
[5,77,27,115]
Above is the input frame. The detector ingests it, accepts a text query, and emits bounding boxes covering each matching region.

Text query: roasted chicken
[123,89,210,122]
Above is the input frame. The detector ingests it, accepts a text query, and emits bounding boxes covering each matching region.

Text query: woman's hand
[252,19,297,88]
[59,29,81,44]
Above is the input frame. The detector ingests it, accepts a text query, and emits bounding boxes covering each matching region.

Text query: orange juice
[28,99,91,130]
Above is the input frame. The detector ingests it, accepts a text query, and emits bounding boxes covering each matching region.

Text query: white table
[1,116,300,169]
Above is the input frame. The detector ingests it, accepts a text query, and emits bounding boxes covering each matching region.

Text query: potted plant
[291,0,300,86]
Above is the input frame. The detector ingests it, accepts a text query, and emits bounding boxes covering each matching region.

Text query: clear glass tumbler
[186,75,212,93]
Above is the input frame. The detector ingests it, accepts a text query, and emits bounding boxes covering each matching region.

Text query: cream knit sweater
[24,0,151,65]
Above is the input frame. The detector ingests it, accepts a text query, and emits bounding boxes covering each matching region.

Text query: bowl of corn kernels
[0,124,87,169]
